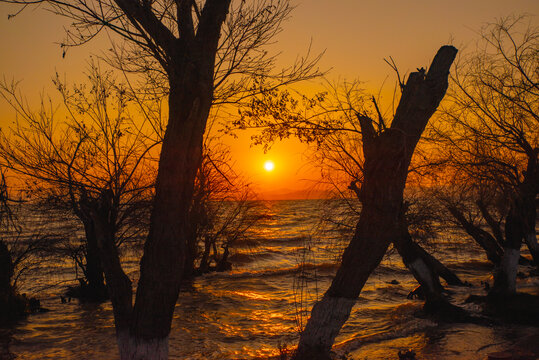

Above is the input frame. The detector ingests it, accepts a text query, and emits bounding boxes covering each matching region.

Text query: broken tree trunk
[293,46,457,360]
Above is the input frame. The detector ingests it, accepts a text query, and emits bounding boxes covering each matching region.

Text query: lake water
[2,199,538,359]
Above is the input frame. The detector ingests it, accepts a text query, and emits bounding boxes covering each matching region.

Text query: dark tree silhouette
[0,171,51,322]
[184,142,261,278]
[1,0,320,357]
[434,16,538,296]
[291,46,457,359]
[236,46,457,358]
[0,66,157,302]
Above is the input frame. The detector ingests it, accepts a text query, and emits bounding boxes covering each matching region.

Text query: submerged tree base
[0,291,48,325]
[65,280,109,303]
[465,292,539,326]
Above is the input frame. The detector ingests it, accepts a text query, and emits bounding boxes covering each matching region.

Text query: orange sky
[0,1,537,199]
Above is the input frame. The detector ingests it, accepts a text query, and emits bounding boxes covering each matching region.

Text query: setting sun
[264,160,275,172]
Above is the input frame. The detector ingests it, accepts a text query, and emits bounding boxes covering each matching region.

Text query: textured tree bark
[293,46,457,360]
[129,1,232,349]
[131,80,211,342]
[81,1,234,356]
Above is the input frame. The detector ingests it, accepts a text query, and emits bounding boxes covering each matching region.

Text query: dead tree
[293,46,457,359]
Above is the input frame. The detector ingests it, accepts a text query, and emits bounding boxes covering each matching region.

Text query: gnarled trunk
[89,1,233,355]
[293,46,457,359]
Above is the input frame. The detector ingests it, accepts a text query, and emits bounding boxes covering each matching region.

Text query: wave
[235,235,310,248]
[205,262,340,279]
[335,303,437,354]
[449,259,493,271]
[228,251,277,264]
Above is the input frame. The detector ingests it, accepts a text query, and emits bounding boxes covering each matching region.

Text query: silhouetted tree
[184,142,261,278]
[237,46,458,359]
[0,171,51,322]
[434,16,538,296]
[1,0,321,356]
[0,66,156,301]
[293,45,456,360]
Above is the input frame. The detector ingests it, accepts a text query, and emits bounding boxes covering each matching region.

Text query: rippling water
[3,199,539,359]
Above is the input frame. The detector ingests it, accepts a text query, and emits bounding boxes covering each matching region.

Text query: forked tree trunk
[293,46,457,360]
[85,1,233,358]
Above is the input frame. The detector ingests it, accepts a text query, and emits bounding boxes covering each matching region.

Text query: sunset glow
[0,0,537,359]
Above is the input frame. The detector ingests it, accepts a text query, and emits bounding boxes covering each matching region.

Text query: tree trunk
[414,240,464,286]
[81,219,108,301]
[446,205,503,265]
[0,240,13,295]
[84,192,134,359]
[524,229,539,268]
[491,151,537,295]
[491,204,524,296]
[293,46,457,360]
[128,59,220,354]
[476,200,504,247]
[394,223,444,304]
[522,190,539,268]
[393,221,469,320]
